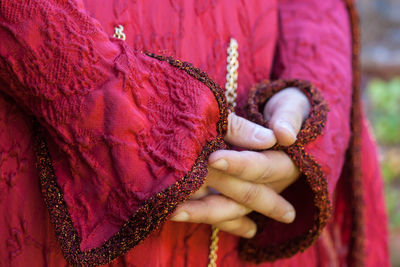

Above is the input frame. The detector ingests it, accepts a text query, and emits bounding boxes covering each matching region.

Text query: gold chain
[224,38,239,112]
[113,25,126,40]
[208,226,220,267]
[208,38,238,267]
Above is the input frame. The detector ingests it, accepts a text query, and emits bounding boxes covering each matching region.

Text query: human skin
[170,87,310,238]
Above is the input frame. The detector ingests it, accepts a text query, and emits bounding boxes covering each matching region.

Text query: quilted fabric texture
[0,0,388,266]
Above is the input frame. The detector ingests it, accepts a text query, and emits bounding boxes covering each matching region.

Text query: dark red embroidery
[33,54,228,266]
[240,79,331,262]
[246,79,328,147]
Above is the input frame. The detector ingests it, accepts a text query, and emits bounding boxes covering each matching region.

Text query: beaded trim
[33,54,228,266]
[246,80,328,147]
[240,79,330,262]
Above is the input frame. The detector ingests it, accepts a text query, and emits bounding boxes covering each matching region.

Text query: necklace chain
[111,28,238,266]
[208,38,238,267]
[225,38,239,112]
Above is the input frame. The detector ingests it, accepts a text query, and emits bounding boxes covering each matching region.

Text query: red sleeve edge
[239,79,331,262]
[240,0,365,263]
[33,54,228,266]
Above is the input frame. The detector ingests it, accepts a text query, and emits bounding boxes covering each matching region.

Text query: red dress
[0,0,388,266]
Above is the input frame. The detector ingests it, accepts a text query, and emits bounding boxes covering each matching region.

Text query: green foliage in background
[367,78,400,145]
[367,77,400,229]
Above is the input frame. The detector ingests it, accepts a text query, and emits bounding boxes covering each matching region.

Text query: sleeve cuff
[240,79,331,262]
[33,54,229,266]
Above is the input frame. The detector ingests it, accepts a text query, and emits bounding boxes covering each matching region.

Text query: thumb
[264,87,310,146]
[224,113,276,150]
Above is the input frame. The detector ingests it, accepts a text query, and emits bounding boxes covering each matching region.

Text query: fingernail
[244,227,257,238]
[211,159,228,171]
[254,128,275,143]
[170,211,189,222]
[282,210,295,223]
[278,120,296,139]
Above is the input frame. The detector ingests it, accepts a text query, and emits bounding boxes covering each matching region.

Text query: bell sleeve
[0,0,228,265]
[240,0,355,262]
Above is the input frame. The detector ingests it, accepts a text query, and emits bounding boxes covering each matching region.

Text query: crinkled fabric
[0,0,388,266]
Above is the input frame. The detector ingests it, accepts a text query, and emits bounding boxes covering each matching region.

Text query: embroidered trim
[343,1,365,265]
[33,54,228,266]
[240,1,366,261]
[246,79,328,147]
[240,79,330,262]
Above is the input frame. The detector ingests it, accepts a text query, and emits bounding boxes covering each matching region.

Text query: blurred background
[358,0,400,265]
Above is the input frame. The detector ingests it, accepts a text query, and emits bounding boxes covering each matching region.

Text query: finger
[224,113,276,150]
[209,150,299,191]
[207,176,296,223]
[190,184,211,200]
[214,216,257,239]
[264,87,310,146]
[170,194,252,224]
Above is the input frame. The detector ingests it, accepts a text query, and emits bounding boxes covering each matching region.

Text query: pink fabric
[0,0,388,266]
[241,0,355,253]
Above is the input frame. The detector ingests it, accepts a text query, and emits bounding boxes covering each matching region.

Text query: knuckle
[264,201,280,218]
[257,154,273,182]
[240,184,261,206]
[228,114,246,138]
[231,221,245,233]
[264,197,287,220]
[282,111,299,125]
[238,205,250,216]
[261,195,282,220]
[234,152,249,177]
[218,219,243,233]
[258,166,272,183]
[288,161,300,182]
[195,200,211,223]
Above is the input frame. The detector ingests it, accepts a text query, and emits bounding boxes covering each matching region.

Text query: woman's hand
[264,87,310,146]
[170,87,310,238]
